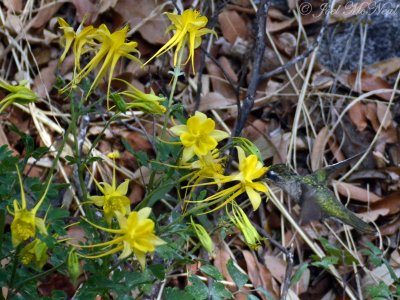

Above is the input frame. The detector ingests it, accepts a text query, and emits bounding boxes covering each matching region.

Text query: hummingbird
[263,155,375,234]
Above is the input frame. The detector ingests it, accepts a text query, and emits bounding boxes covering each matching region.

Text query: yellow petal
[245,186,262,210]
[170,124,187,136]
[209,130,229,142]
[116,179,130,195]
[138,207,152,220]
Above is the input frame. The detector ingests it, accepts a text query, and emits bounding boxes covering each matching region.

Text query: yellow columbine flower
[190,217,214,254]
[0,80,38,113]
[57,18,97,73]
[189,147,268,212]
[88,152,130,224]
[228,202,261,249]
[145,9,216,72]
[10,166,52,247]
[113,78,166,114]
[20,238,48,269]
[60,24,141,107]
[170,111,229,162]
[78,208,166,269]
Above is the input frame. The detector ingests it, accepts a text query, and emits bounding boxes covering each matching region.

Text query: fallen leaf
[198,92,236,111]
[30,2,63,29]
[206,60,237,99]
[38,273,75,298]
[311,127,329,171]
[379,218,400,236]
[376,102,392,129]
[369,192,400,215]
[33,60,58,98]
[98,0,118,14]
[71,0,98,23]
[348,102,368,131]
[4,0,22,12]
[114,0,169,45]
[264,255,286,283]
[357,208,389,222]
[218,10,249,44]
[213,241,233,283]
[366,57,400,77]
[66,225,87,244]
[267,17,295,32]
[365,103,380,131]
[332,181,381,203]
[243,250,278,299]
[347,71,392,101]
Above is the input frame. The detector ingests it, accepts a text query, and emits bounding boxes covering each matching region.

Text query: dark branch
[233,0,270,137]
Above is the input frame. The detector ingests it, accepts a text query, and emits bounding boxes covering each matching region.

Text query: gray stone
[318,0,400,71]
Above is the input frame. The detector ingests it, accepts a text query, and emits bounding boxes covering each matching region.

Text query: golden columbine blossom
[10,166,52,247]
[189,147,268,212]
[190,217,214,254]
[20,238,48,269]
[58,19,141,106]
[88,151,130,224]
[78,208,165,269]
[145,9,216,72]
[58,18,96,73]
[113,78,166,114]
[228,202,261,249]
[170,111,229,162]
[0,80,38,113]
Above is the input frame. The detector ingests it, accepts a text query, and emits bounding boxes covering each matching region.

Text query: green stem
[161,46,186,139]
[0,209,5,251]
[8,245,22,289]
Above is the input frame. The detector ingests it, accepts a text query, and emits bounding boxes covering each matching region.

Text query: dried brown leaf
[243,250,278,300]
[365,103,380,131]
[332,180,381,203]
[376,102,392,129]
[71,0,98,23]
[366,57,400,77]
[218,10,249,44]
[30,2,63,29]
[114,0,169,45]
[380,218,400,236]
[198,92,236,111]
[370,192,400,215]
[267,17,295,32]
[33,60,58,98]
[348,102,368,131]
[213,242,233,283]
[206,60,237,99]
[311,127,329,171]
[347,71,392,101]
[4,0,22,12]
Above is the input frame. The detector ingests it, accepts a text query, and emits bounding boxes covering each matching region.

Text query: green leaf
[148,264,165,280]
[226,259,248,289]
[311,256,339,269]
[210,282,233,300]
[47,208,69,222]
[200,265,223,281]
[366,281,392,299]
[290,263,309,286]
[254,287,274,300]
[164,287,194,300]
[186,275,208,300]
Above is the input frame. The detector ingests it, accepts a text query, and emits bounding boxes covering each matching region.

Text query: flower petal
[245,186,262,210]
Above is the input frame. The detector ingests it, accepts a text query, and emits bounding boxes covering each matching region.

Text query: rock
[318,0,400,71]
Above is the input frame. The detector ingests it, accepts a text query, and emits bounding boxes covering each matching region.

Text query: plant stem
[161,47,185,139]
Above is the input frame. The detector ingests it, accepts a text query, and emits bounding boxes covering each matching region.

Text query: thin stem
[161,46,186,139]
